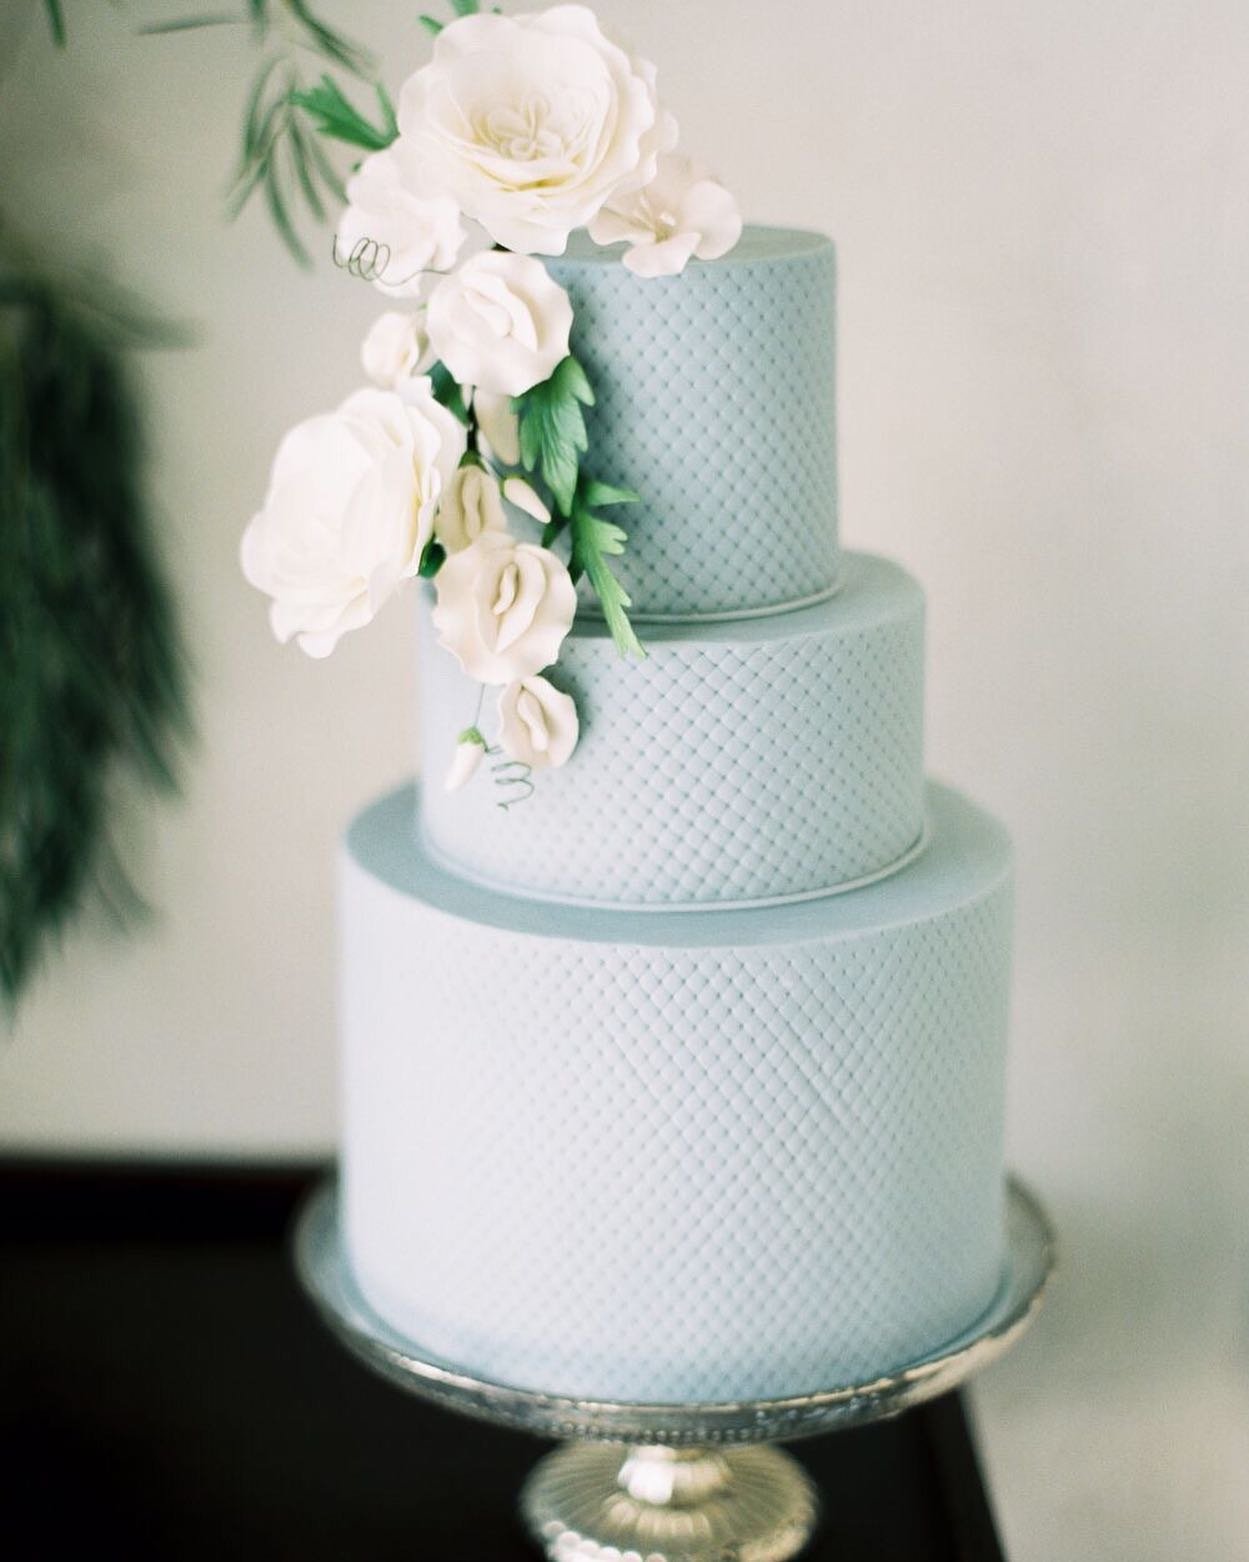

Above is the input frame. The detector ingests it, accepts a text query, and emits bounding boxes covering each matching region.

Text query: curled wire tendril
[487,749,535,811]
[331,233,423,292]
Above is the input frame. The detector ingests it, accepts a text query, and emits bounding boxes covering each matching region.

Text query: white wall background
[1,2,1246,1556]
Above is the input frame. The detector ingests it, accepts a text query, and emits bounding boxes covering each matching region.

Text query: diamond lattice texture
[419,554,924,906]
[548,228,839,619]
[341,783,1013,1404]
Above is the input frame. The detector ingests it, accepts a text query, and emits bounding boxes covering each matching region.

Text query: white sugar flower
[241,382,465,658]
[444,726,488,791]
[336,143,466,299]
[427,252,574,397]
[361,310,434,388]
[435,461,508,553]
[472,389,521,467]
[398,5,677,255]
[589,154,742,278]
[433,533,576,683]
[502,475,550,524]
[497,676,579,770]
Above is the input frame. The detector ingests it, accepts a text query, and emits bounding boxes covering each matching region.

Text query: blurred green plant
[0,250,191,1008]
[38,1,478,265]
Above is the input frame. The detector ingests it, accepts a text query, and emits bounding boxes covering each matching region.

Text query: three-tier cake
[338,228,1014,1404]
[240,4,1015,1410]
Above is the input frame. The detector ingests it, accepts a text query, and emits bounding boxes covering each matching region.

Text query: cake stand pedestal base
[294,1177,1053,1561]
[523,1441,817,1562]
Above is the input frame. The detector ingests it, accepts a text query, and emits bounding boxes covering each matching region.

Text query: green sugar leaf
[514,354,594,517]
[449,0,482,15]
[419,15,445,36]
[540,513,568,550]
[569,485,644,661]
[429,361,470,425]
[418,539,446,578]
[580,479,638,509]
[559,354,595,407]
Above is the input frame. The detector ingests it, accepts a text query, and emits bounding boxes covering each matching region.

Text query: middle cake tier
[419,551,925,908]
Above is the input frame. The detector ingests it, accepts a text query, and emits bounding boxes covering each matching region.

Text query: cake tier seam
[417,815,934,915]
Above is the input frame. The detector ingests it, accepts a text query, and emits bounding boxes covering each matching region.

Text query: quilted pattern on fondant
[548,228,839,618]
[341,782,1014,1403]
[419,553,924,907]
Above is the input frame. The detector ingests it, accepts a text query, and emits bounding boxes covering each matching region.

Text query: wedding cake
[242,5,1013,1405]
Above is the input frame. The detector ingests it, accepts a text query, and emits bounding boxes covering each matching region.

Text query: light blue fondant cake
[340,227,1015,1403]
[343,782,1010,1402]
[419,552,925,907]
[548,227,839,619]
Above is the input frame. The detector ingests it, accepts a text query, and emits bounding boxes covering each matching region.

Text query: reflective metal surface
[294,1175,1054,1447]
[522,1443,819,1562]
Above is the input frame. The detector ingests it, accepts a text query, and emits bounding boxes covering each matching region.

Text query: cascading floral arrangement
[240,2,740,792]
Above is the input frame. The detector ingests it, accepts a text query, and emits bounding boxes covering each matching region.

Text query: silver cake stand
[295,1177,1053,1561]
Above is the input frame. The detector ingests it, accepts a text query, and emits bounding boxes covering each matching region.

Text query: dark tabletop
[0,1161,1006,1560]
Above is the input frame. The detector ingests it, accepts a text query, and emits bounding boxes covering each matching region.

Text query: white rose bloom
[433,533,576,684]
[241,382,465,658]
[472,389,521,467]
[589,154,743,278]
[361,310,434,388]
[497,676,579,770]
[336,142,466,298]
[398,5,677,255]
[435,461,508,553]
[427,252,574,397]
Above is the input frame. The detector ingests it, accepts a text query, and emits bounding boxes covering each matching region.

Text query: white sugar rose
[361,310,433,388]
[398,5,677,255]
[427,252,574,397]
[241,382,465,658]
[497,676,579,770]
[336,143,466,298]
[589,154,743,278]
[433,533,576,683]
[435,461,508,553]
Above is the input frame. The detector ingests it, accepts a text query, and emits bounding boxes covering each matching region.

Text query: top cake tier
[548,226,839,620]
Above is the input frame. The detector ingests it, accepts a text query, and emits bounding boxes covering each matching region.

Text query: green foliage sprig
[42,0,67,47]
[37,0,645,665]
[514,354,594,519]
[0,263,191,1008]
[43,1,390,265]
[514,356,643,660]
[288,74,398,152]
[420,0,482,36]
[568,480,643,659]
[224,6,383,266]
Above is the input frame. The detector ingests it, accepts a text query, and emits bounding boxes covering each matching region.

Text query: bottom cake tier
[339,782,1013,1404]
